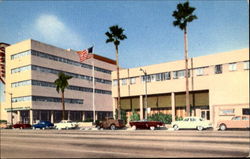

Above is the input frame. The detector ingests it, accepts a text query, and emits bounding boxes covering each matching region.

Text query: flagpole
[92,58,96,123]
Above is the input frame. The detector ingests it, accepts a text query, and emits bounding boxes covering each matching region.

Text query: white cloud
[33,14,84,50]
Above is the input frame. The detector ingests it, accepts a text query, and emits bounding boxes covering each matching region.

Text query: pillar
[171,92,176,122]
[82,112,85,121]
[17,111,21,122]
[140,95,143,120]
[50,111,54,123]
[68,111,70,120]
[112,98,117,119]
[30,110,33,125]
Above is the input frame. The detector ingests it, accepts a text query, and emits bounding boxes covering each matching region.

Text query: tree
[105,25,127,119]
[172,1,197,117]
[54,72,72,120]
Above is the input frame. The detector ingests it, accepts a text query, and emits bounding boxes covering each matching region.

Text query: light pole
[140,68,148,120]
[4,91,13,127]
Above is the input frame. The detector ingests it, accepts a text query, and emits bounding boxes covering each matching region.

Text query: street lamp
[4,91,13,127]
[140,68,148,120]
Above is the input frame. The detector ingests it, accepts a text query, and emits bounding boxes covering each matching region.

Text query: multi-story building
[111,48,249,126]
[3,39,116,124]
[0,42,10,112]
[0,43,10,83]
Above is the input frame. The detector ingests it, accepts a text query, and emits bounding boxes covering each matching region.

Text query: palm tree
[105,25,127,120]
[172,1,197,117]
[54,72,73,120]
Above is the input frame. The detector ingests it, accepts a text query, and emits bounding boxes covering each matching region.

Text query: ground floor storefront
[6,110,113,124]
[118,90,249,126]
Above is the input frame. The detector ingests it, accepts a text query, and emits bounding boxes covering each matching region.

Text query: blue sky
[0,0,249,68]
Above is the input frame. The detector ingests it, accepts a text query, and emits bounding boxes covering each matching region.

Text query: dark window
[242,108,250,115]
[215,65,222,74]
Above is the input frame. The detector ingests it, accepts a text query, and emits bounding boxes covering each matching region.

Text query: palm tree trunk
[62,92,65,120]
[115,45,121,120]
[184,28,190,117]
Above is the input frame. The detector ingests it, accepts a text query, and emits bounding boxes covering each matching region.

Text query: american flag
[76,47,93,62]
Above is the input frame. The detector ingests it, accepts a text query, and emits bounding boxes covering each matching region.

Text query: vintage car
[13,122,32,129]
[54,120,78,130]
[217,116,250,131]
[32,121,54,130]
[96,117,125,130]
[171,117,212,131]
[129,119,165,130]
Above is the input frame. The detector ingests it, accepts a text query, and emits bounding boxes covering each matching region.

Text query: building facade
[111,48,249,126]
[3,39,116,124]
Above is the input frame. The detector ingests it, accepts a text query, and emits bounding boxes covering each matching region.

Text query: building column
[171,92,176,122]
[68,111,70,120]
[112,98,117,119]
[30,110,33,125]
[140,95,143,120]
[51,111,54,123]
[82,112,85,121]
[17,111,21,122]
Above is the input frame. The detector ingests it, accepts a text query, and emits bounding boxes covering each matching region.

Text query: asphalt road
[1,129,250,158]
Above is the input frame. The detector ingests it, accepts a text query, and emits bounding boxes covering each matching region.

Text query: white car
[171,117,212,131]
[54,120,78,130]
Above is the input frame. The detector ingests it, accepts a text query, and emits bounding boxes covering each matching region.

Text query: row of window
[12,96,83,104]
[11,50,112,74]
[11,65,112,85]
[113,61,249,86]
[11,80,112,95]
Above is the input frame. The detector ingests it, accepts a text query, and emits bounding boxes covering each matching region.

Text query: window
[163,72,171,80]
[190,118,196,122]
[215,64,222,74]
[242,116,249,120]
[183,118,189,121]
[121,79,127,85]
[219,109,235,116]
[242,108,250,115]
[156,73,162,81]
[244,61,249,70]
[232,116,241,120]
[113,80,118,86]
[130,77,136,84]
[173,70,185,79]
[195,67,204,76]
[150,75,156,82]
[229,63,237,71]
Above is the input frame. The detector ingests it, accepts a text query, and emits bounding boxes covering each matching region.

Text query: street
[1,129,249,158]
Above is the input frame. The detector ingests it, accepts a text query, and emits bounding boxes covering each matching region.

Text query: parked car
[171,117,212,131]
[13,122,32,129]
[217,116,250,131]
[32,121,54,130]
[129,119,165,130]
[96,117,125,130]
[54,120,78,130]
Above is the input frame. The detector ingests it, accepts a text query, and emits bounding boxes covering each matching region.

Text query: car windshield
[183,118,189,121]
[232,116,241,120]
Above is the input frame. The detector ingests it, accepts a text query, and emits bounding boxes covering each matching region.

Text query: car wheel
[173,125,179,131]
[110,124,116,130]
[42,127,45,130]
[150,126,155,130]
[197,126,203,131]
[219,124,227,131]
[96,125,101,129]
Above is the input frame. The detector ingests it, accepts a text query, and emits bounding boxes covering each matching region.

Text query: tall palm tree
[105,25,127,120]
[172,1,197,117]
[54,72,73,120]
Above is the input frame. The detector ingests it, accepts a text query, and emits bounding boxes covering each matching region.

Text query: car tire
[173,125,179,131]
[110,124,116,130]
[150,126,155,130]
[197,126,203,131]
[219,124,227,131]
[42,127,45,130]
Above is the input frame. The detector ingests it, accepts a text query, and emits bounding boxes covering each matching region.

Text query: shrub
[130,110,140,121]
[148,113,172,124]
[175,116,183,121]
[121,109,128,124]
